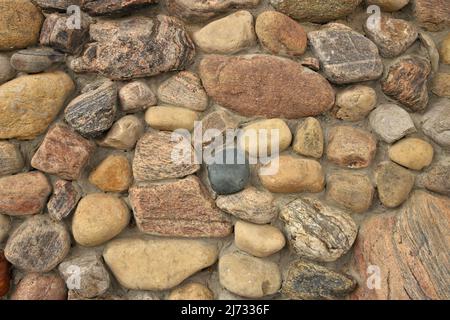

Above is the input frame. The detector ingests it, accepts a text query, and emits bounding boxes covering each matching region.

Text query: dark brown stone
[47,179,81,221]
[82,0,158,15]
[11,273,67,300]
[0,250,10,297]
[414,0,450,31]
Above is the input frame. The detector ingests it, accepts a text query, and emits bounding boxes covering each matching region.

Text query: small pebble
[421,99,450,147]
[98,115,144,150]
[235,221,285,257]
[292,117,323,158]
[145,106,199,131]
[89,154,132,192]
[10,47,65,73]
[389,138,434,170]
[334,86,377,121]
[11,273,67,300]
[47,179,81,221]
[119,81,156,113]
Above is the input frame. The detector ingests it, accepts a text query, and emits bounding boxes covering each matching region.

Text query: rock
[5,215,70,272]
[283,260,356,300]
[235,221,285,257]
[0,250,10,297]
[216,187,278,224]
[351,191,450,299]
[0,0,44,50]
[0,215,10,243]
[47,180,80,221]
[219,252,281,298]
[300,57,320,71]
[421,100,450,147]
[59,252,110,299]
[0,55,16,84]
[255,11,307,56]
[381,55,431,112]
[168,283,214,300]
[364,16,417,58]
[89,155,132,192]
[207,147,250,195]
[65,80,117,138]
[40,13,90,54]
[366,0,409,11]
[201,109,240,145]
[199,54,335,118]
[166,0,260,22]
[419,31,440,73]
[35,0,80,10]
[259,155,325,193]
[0,172,51,216]
[375,161,415,208]
[31,123,96,180]
[334,85,377,121]
[145,106,199,131]
[432,73,450,97]
[103,238,218,290]
[119,81,157,113]
[132,131,199,182]
[292,117,323,158]
[326,172,374,213]
[441,34,450,64]
[389,138,433,170]
[0,72,75,140]
[270,0,362,23]
[157,71,208,111]
[98,115,144,150]
[308,24,383,84]
[81,0,157,15]
[369,104,416,143]
[129,176,232,237]
[70,15,195,80]
[72,193,130,247]
[0,142,24,177]
[327,126,377,169]
[11,273,67,300]
[418,161,450,196]
[10,48,65,74]
[413,0,450,31]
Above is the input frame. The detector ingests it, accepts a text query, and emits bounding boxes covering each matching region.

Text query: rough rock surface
[292,117,323,158]
[10,48,65,74]
[418,161,450,196]
[413,0,450,31]
[11,273,67,300]
[0,142,24,177]
[82,0,158,15]
[119,81,157,113]
[334,86,377,122]
[432,73,450,97]
[47,180,80,221]
[369,104,416,143]
[421,100,450,147]
[98,115,144,150]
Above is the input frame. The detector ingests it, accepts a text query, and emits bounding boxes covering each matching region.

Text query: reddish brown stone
[129,176,232,237]
[0,250,10,297]
[81,0,158,15]
[11,273,67,300]
[414,0,450,31]
[47,179,81,221]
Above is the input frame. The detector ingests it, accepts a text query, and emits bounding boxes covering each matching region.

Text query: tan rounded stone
[293,117,324,158]
[145,106,199,131]
[440,33,450,65]
[168,283,214,300]
[335,85,377,121]
[89,154,132,192]
[389,138,434,170]
[98,115,144,150]
[235,221,285,257]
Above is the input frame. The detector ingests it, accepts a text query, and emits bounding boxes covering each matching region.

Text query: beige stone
[432,73,450,97]
[89,154,132,192]
[145,106,199,131]
[168,283,214,300]
[440,33,450,64]
[98,115,144,150]
[235,221,285,257]
[389,138,434,170]
[0,142,24,177]
[119,81,156,113]
[293,117,324,158]
[335,85,377,121]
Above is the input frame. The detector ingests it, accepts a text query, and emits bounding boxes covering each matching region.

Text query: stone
[300,57,320,71]
[119,81,157,113]
[70,15,195,80]
[381,55,431,112]
[366,0,409,11]
[81,0,157,15]
[419,31,440,73]
[145,106,199,131]
[235,221,285,257]
[421,100,450,147]
[40,13,90,54]
[98,115,144,150]
[5,215,70,272]
[219,252,281,298]
[103,238,218,290]
[308,24,383,84]
[89,155,132,192]
[292,117,323,158]
[59,252,110,298]
[0,0,44,50]
[10,48,65,74]
[326,172,374,213]
[270,0,362,23]
[0,172,51,216]
[201,109,240,145]
[326,126,377,169]
[31,124,96,180]
[0,72,75,140]
[255,11,307,56]
[441,34,450,64]
[259,155,325,193]
[0,55,16,84]
[283,260,356,300]
[132,131,200,182]
[375,161,415,208]
[0,250,10,297]
[351,191,450,299]
[11,273,67,300]
[418,160,450,196]
[157,71,208,111]
[0,215,10,243]
[369,104,416,143]
[129,176,232,237]
[432,73,450,97]
[36,0,80,10]
[168,283,214,300]
[166,0,260,22]
[414,0,450,31]
[48,180,80,221]
[389,138,433,170]
[65,80,117,138]
[72,193,130,247]
[216,187,278,224]
[199,54,335,118]
[0,142,24,177]
[364,16,417,58]
[334,85,377,121]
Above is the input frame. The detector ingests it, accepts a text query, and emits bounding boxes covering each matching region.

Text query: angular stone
[0,250,10,297]
[10,48,65,74]
[432,73,450,97]
[98,115,144,150]
[129,176,232,237]
[334,85,377,121]
[132,131,200,182]
[31,124,96,180]
[292,117,323,158]
[103,237,218,290]
[70,16,195,80]
[366,0,409,11]
[145,106,199,131]
[421,99,450,147]
[381,55,431,112]
[389,138,433,171]
[89,155,132,192]
[81,0,157,15]
[11,273,67,300]
[0,215,10,243]
[47,179,80,221]
[0,72,75,140]
[413,0,450,31]
[369,104,416,143]
[201,109,239,145]
[0,54,15,84]
[235,221,285,257]
[283,260,356,300]
[0,172,51,216]
[441,34,450,64]
[0,142,24,177]
[219,251,281,298]
[199,54,335,118]
[418,160,450,196]
[168,283,214,300]
[5,215,70,272]
[119,81,156,113]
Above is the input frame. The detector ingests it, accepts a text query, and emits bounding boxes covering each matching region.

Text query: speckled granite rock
[47,180,80,221]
